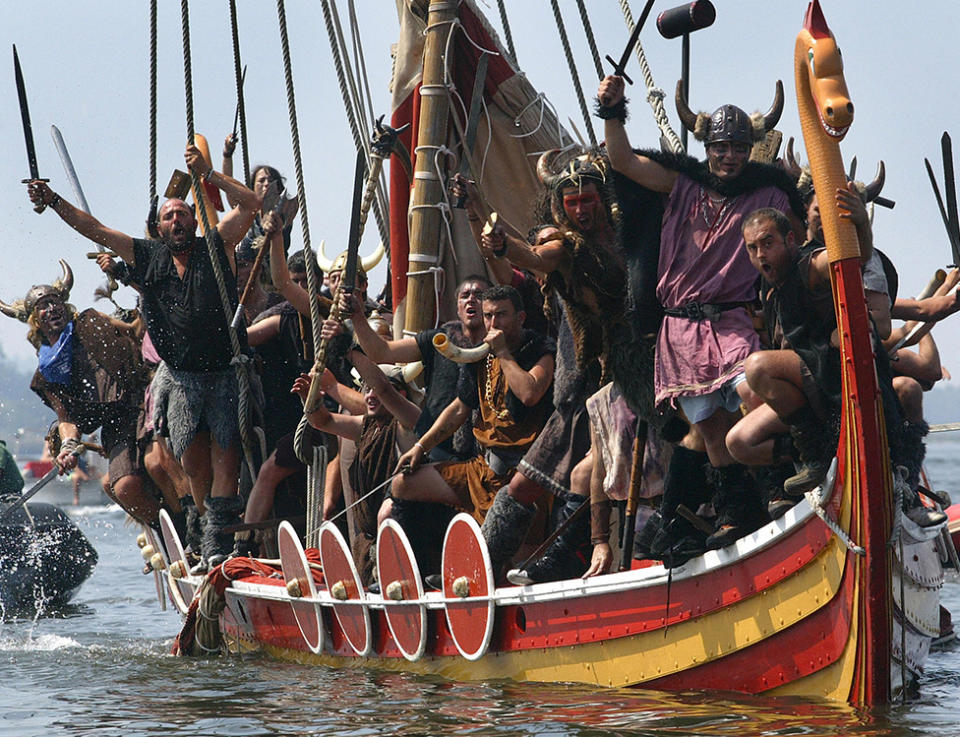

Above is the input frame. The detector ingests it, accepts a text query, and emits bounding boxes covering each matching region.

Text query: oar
[0,447,83,522]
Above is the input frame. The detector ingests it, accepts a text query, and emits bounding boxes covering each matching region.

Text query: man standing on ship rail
[26,143,262,569]
[596,74,805,555]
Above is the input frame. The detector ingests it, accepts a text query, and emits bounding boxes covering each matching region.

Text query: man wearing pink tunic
[656,175,789,408]
[597,74,804,558]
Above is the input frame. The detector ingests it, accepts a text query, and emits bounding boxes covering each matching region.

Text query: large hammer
[657,1,716,152]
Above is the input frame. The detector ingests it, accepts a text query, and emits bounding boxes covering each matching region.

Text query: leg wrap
[481,488,536,580]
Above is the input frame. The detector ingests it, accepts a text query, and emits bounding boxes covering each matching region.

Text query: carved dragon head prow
[799,0,854,141]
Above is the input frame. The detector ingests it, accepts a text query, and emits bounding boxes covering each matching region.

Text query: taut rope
[319,0,390,251]
[228,0,250,184]
[574,0,604,80]
[548,0,597,149]
[495,0,516,64]
[178,0,258,480]
[616,0,683,153]
[149,0,157,200]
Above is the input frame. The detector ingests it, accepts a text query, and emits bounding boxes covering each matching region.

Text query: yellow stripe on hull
[228,531,851,689]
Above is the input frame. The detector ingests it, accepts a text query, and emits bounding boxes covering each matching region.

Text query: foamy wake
[0,633,80,652]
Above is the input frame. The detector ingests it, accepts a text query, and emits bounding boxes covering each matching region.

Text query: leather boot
[181,495,203,558]
[763,435,799,518]
[194,495,243,572]
[705,464,768,550]
[649,446,711,563]
[507,493,590,585]
[232,529,259,559]
[481,488,535,582]
[782,407,835,497]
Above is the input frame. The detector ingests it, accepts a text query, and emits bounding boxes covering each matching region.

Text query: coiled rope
[228,0,250,184]
[617,0,684,153]
[548,0,597,149]
[178,0,258,480]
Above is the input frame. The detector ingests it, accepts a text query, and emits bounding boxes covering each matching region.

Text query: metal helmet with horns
[676,79,784,146]
[0,259,74,323]
[316,240,386,278]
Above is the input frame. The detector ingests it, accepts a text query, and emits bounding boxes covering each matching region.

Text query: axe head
[164,169,192,201]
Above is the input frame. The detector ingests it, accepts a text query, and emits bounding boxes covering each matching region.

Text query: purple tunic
[655,174,790,408]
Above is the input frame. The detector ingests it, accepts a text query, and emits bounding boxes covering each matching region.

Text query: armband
[594,97,628,124]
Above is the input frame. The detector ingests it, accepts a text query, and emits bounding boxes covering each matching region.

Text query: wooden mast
[404,0,457,335]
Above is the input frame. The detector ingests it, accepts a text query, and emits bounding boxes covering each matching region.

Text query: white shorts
[676,372,747,425]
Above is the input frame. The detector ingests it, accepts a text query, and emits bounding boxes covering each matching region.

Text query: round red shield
[441,513,494,660]
[278,521,324,654]
[318,522,371,655]
[376,519,426,661]
[159,508,196,615]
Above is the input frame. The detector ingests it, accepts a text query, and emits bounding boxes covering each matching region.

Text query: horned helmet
[676,80,784,147]
[537,149,610,193]
[536,149,616,228]
[0,259,74,323]
[781,138,887,207]
[316,240,386,282]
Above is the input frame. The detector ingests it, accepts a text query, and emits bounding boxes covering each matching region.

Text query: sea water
[1,435,958,737]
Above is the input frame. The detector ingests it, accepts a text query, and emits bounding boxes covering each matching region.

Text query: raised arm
[266,212,311,316]
[486,328,554,406]
[339,291,422,363]
[27,181,135,263]
[221,133,240,209]
[349,349,421,430]
[596,76,677,193]
[291,372,364,440]
[185,144,262,249]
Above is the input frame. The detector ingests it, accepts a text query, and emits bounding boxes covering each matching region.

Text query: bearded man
[471,155,621,582]
[0,262,157,524]
[26,143,261,567]
[597,74,805,554]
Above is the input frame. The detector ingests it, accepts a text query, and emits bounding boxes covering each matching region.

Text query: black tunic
[130,233,245,372]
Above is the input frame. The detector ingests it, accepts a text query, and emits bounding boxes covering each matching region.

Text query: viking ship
[139,0,954,707]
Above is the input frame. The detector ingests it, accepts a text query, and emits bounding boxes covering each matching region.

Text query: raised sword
[13,44,48,213]
[51,125,118,293]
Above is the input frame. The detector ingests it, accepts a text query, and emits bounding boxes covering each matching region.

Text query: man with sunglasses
[596,74,805,557]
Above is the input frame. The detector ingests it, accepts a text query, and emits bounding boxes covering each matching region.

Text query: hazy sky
[1,2,958,415]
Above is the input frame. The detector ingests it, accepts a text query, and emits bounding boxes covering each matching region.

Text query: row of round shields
[277,513,495,661]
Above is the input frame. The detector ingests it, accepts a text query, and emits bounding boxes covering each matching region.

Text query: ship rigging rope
[495,0,516,63]
[179,0,258,480]
[339,0,391,239]
[228,0,250,183]
[274,0,325,475]
[574,0,604,80]
[149,0,157,199]
[548,0,597,149]
[319,0,391,250]
[617,0,684,154]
